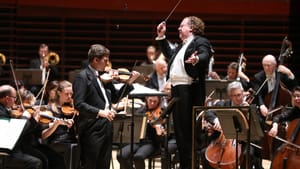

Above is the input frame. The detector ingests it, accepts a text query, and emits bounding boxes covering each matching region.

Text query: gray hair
[227,81,244,94]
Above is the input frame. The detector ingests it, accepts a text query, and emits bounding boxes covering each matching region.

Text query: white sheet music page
[0,118,27,150]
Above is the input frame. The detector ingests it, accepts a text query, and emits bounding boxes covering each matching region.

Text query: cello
[205,130,242,169]
[271,118,300,169]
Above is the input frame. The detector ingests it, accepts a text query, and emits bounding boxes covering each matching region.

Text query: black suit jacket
[252,70,297,107]
[29,58,59,81]
[145,72,159,90]
[72,66,133,157]
[157,35,212,105]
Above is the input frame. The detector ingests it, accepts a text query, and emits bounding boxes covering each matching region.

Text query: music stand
[205,79,233,100]
[0,118,27,152]
[192,106,264,169]
[15,69,42,85]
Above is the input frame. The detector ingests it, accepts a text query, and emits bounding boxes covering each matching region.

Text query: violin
[145,107,162,123]
[61,101,78,116]
[99,68,149,83]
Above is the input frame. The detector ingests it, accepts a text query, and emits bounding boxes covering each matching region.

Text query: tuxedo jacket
[157,35,212,105]
[72,66,133,154]
[252,70,297,107]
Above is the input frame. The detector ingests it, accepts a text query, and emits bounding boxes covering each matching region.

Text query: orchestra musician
[156,16,212,169]
[268,86,300,137]
[0,85,43,169]
[212,81,263,169]
[29,43,59,96]
[72,44,140,169]
[18,89,66,169]
[41,80,79,169]
[252,54,297,118]
[145,58,168,108]
[252,54,297,159]
[117,96,166,169]
[208,61,250,91]
[140,45,157,66]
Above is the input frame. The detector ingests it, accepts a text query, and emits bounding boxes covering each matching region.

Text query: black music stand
[192,106,264,169]
[128,83,167,167]
[205,79,233,100]
[15,69,42,85]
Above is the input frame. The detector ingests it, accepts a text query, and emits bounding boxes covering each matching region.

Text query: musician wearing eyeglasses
[0,85,43,169]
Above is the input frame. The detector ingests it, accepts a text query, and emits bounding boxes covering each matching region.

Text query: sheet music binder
[15,69,43,85]
[0,118,27,151]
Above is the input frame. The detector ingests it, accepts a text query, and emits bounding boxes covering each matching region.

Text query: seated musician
[269,86,300,137]
[207,81,263,169]
[18,89,66,169]
[0,85,43,169]
[41,80,77,144]
[252,54,297,159]
[41,80,79,169]
[117,95,167,169]
[252,54,297,118]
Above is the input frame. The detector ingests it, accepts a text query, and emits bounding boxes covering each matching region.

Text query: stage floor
[110,150,271,169]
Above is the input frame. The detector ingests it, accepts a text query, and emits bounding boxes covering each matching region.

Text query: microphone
[232,115,242,133]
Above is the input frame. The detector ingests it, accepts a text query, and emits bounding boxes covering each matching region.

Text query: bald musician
[0,85,43,169]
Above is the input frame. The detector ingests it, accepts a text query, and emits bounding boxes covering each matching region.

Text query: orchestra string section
[0,23,299,169]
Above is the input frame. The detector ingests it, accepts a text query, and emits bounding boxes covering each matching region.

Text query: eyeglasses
[9,96,17,99]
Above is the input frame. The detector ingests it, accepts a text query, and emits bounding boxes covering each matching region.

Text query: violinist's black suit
[157,35,212,169]
[72,66,133,169]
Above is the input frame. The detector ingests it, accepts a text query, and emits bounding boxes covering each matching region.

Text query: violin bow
[38,68,51,109]
[9,60,25,111]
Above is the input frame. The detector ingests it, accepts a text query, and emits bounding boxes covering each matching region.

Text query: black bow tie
[98,71,105,76]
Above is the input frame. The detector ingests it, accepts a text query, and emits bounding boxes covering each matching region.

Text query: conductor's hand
[157,21,166,38]
[98,109,116,121]
[185,51,199,65]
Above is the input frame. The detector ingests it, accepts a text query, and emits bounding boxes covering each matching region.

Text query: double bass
[271,118,300,169]
[261,36,293,160]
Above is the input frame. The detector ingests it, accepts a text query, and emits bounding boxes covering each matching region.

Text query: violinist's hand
[127,71,140,85]
[268,123,278,137]
[53,118,67,127]
[154,124,166,136]
[260,104,268,117]
[157,21,166,38]
[65,119,74,128]
[185,51,199,65]
[278,65,294,79]
[98,109,115,121]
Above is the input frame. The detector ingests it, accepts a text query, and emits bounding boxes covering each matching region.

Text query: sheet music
[114,83,167,97]
[0,118,27,150]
